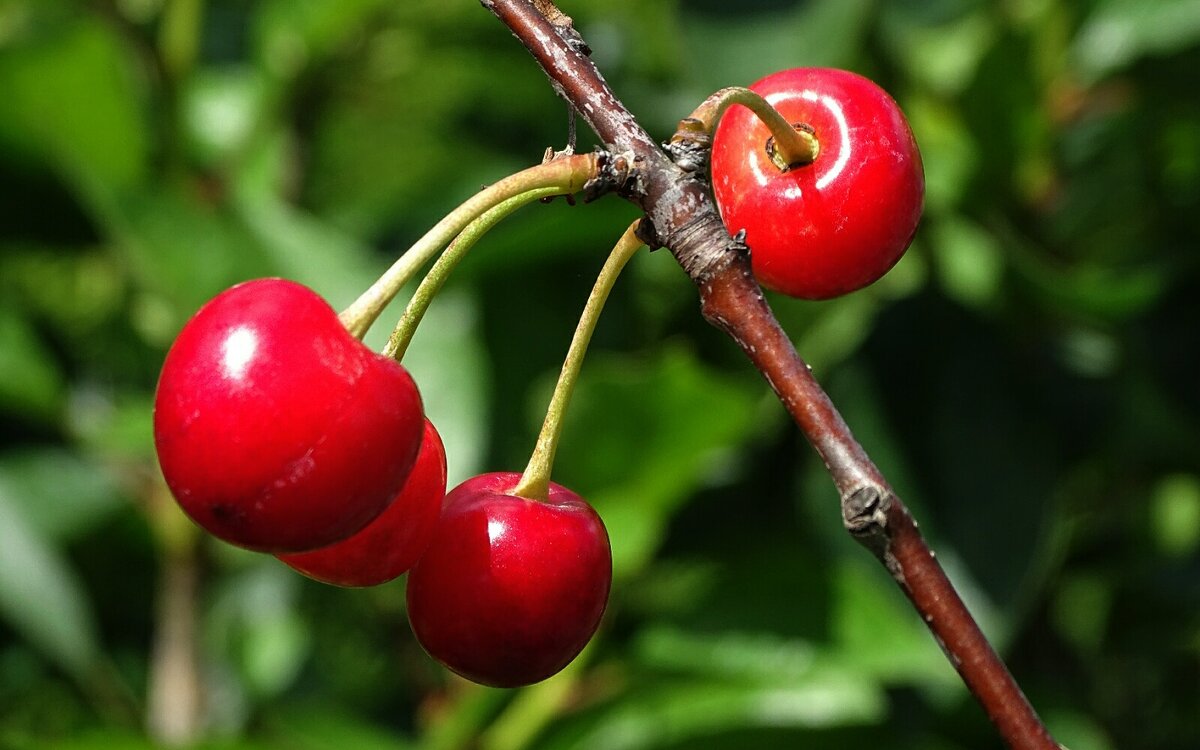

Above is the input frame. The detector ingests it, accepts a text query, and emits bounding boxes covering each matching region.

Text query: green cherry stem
[513,220,644,501]
[383,186,561,362]
[339,153,600,339]
[671,86,818,169]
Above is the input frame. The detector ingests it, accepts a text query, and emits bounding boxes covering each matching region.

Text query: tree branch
[481,1,1059,748]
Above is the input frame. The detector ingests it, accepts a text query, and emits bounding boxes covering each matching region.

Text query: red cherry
[277,418,447,586]
[405,472,612,688]
[153,278,425,553]
[711,67,924,299]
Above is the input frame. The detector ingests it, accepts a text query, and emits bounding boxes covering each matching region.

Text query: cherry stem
[513,220,643,502]
[382,187,561,362]
[338,154,599,339]
[672,86,819,169]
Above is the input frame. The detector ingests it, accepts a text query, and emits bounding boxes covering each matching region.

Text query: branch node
[634,216,661,250]
[841,485,900,576]
[665,120,712,175]
[730,229,749,256]
[583,149,642,203]
[532,0,591,55]
[842,485,888,533]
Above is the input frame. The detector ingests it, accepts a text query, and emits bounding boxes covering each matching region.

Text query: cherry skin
[711,67,924,300]
[405,472,612,688]
[277,418,447,587]
[154,278,425,553]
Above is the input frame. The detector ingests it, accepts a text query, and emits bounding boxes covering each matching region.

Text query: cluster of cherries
[153,277,610,688]
[152,68,922,689]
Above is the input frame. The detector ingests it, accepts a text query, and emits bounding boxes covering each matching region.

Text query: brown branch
[701,266,1058,749]
[481,1,1059,748]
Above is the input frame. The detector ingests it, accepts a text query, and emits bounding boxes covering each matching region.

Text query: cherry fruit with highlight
[711,67,924,300]
[405,472,612,688]
[153,278,425,553]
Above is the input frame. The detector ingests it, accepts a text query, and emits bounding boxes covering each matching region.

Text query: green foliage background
[1,0,1198,748]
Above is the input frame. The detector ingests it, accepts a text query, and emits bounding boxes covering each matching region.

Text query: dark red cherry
[405,472,611,688]
[153,278,424,553]
[277,418,447,586]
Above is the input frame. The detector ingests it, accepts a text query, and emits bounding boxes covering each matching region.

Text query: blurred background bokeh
[1,0,1198,748]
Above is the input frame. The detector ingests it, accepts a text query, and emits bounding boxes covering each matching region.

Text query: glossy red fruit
[406,472,611,688]
[711,67,924,300]
[154,278,424,553]
[277,419,447,586]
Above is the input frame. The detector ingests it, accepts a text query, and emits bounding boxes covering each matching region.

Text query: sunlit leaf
[633,626,822,685]
[880,5,996,94]
[1075,0,1200,81]
[0,450,121,542]
[931,216,1004,309]
[542,675,884,750]
[1150,474,1200,557]
[0,489,100,681]
[181,67,270,169]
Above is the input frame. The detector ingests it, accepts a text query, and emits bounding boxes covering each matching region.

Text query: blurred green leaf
[233,134,381,309]
[931,216,1004,309]
[1150,473,1200,557]
[682,0,875,95]
[829,557,963,687]
[904,95,979,214]
[1008,237,1166,320]
[46,730,276,750]
[0,245,125,339]
[1051,573,1112,654]
[45,732,157,750]
[207,561,310,699]
[0,305,64,422]
[543,674,884,750]
[1044,708,1117,750]
[269,705,417,750]
[392,288,491,486]
[633,626,822,685]
[1074,0,1200,81]
[0,450,121,541]
[787,293,880,375]
[182,66,270,169]
[551,345,765,576]
[880,4,995,94]
[253,0,395,81]
[69,389,156,462]
[0,17,147,191]
[0,488,100,681]
[95,186,276,337]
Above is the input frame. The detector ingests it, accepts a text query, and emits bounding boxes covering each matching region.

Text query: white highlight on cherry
[221,326,257,380]
[747,89,850,193]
